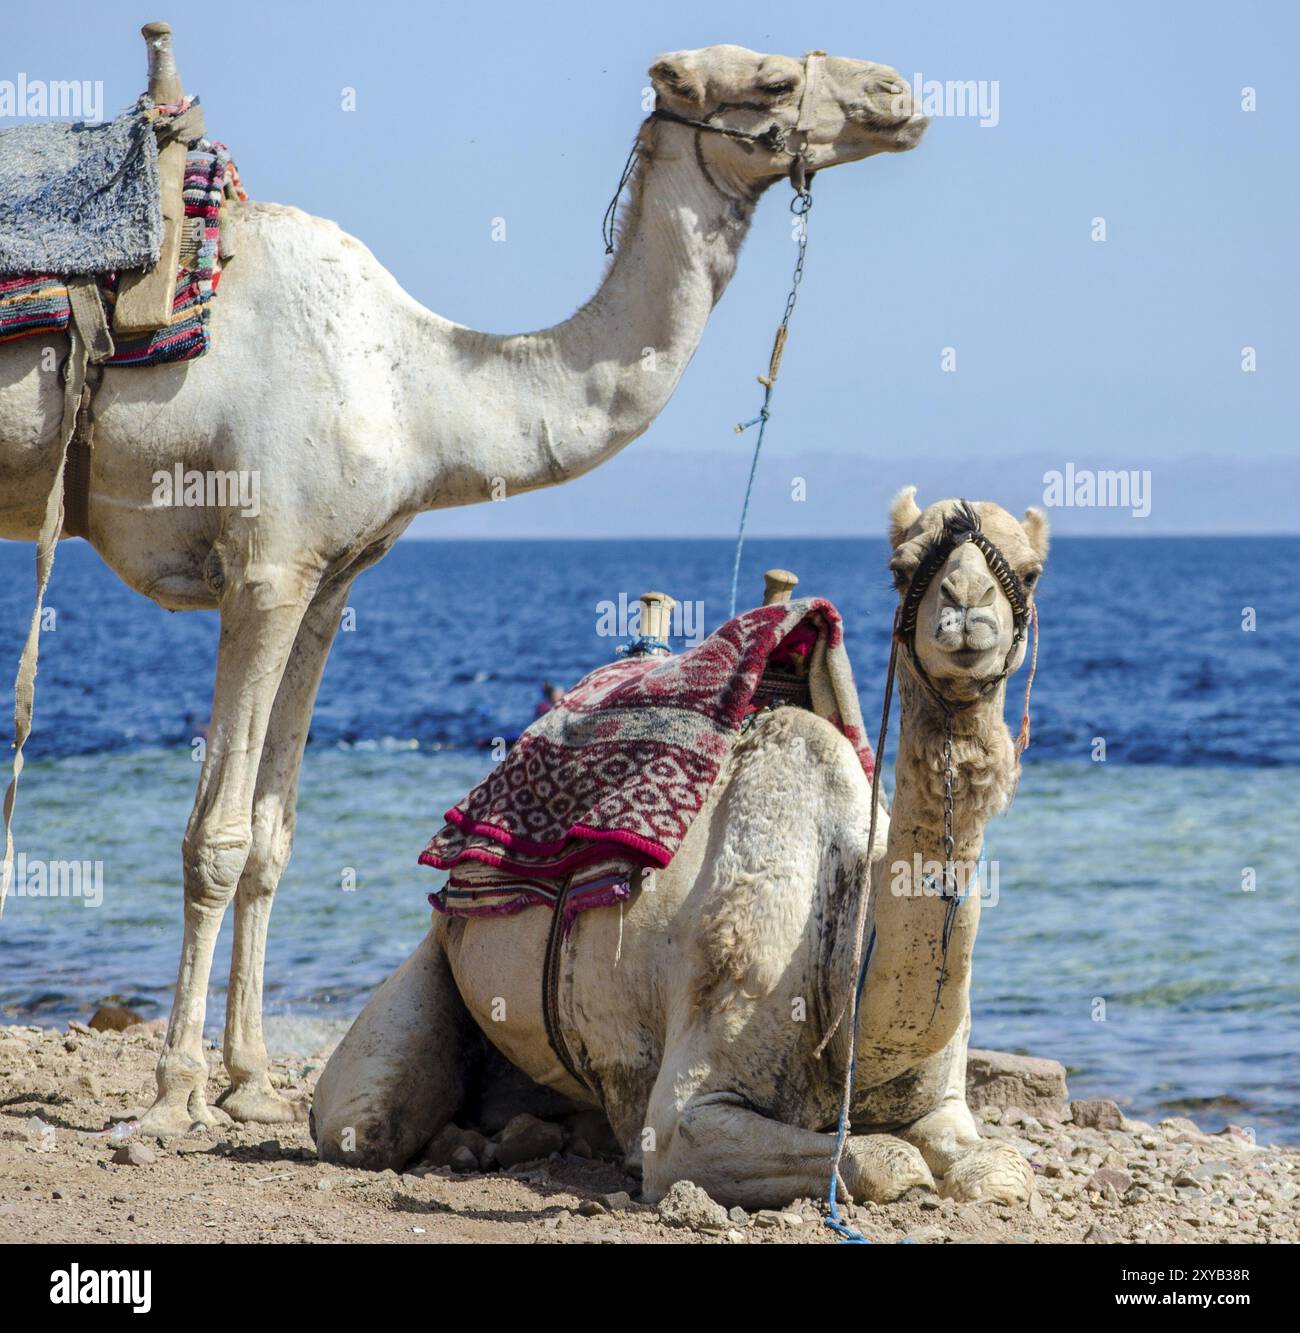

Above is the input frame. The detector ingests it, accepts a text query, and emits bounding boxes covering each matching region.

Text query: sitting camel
[0,41,926,1138]
[312,490,1049,1207]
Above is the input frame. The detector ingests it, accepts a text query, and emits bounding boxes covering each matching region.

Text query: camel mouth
[891,114,929,151]
[933,607,1000,658]
[857,74,929,152]
[945,646,985,664]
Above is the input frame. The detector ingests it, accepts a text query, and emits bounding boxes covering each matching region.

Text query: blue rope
[620,635,671,658]
[824,925,876,1243]
[726,188,811,619]
[822,846,986,1244]
[728,385,775,619]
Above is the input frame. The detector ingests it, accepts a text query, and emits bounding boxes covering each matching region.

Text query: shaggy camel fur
[312,492,1048,1208]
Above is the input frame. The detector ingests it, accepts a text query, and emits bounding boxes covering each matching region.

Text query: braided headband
[896,500,1029,643]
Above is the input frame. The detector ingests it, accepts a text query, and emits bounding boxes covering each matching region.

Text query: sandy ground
[1,1020,1296,1245]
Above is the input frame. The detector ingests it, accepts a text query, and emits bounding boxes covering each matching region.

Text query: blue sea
[1,537,1297,1141]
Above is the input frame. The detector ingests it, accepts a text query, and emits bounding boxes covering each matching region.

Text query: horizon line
[394,530,1299,542]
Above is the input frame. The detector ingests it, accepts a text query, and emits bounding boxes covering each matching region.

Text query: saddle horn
[762,569,799,606]
[142,21,184,104]
[637,591,675,648]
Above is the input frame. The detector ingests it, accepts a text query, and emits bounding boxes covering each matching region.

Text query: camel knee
[312,1043,460,1172]
[182,822,253,913]
[642,1099,750,1205]
[312,930,470,1172]
[240,805,295,898]
[311,1097,421,1171]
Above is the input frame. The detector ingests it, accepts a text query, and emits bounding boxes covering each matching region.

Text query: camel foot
[939,1141,1035,1204]
[139,1091,232,1140]
[843,1134,936,1203]
[217,1081,309,1125]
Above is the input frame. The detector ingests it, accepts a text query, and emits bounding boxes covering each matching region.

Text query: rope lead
[728,188,812,618]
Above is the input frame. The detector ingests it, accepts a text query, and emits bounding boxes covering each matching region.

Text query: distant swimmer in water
[535,680,566,718]
[475,681,567,750]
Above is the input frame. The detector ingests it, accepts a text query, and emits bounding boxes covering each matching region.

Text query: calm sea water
[1,537,1297,1141]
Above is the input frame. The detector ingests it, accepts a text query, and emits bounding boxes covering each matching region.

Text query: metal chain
[942,712,956,886]
[932,710,961,1021]
[782,189,813,327]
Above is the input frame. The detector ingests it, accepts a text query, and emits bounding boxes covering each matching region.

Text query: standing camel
[0,45,926,1136]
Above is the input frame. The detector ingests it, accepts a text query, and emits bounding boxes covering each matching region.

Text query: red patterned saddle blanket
[421,598,876,930]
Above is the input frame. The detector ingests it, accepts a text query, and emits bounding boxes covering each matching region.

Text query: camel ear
[888,486,922,548]
[1022,507,1050,560]
[650,55,707,108]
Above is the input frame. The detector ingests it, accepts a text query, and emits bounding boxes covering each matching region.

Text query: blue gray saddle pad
[0,108,161,276]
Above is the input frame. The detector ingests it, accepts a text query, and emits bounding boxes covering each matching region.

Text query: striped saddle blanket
[421,598,877,932]
[0,137,244,366]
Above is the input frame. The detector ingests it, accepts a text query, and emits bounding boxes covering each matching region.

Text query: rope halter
[604,52,827,252]
[894,500,1032,715]
[649,50,828,193]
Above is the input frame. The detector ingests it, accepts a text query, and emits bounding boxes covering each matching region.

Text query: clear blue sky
[6,1,1296,533]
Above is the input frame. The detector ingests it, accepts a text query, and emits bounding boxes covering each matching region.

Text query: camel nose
[939,567,996,610]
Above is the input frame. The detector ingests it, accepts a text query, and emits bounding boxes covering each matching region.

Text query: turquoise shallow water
[2,747,1296,1143]
[1,536,1297,1142]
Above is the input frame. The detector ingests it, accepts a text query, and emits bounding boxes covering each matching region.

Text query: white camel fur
[0,46,925,1136]
[312,491,1050,1207]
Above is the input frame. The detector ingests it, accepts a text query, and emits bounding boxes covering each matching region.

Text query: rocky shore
[1,1023,1295,1244]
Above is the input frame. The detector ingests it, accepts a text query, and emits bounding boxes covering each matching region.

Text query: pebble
[449,1145,478,1174]
[88,1005,143,1033]
[656,1180,728,1232]
[1085,1167,1134,1195]
[495,1114,565,1169]
[111,1141,157,1167]
[1071,1099,1125,1131]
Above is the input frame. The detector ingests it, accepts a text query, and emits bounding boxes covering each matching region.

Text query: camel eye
[1022,568,1041,589]
[889,565,909,591]
[763,80,796,97]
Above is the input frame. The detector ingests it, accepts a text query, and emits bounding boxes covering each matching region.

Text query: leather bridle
[650,50,828,195]
[894,499,1032,716]
[602,52,826,253]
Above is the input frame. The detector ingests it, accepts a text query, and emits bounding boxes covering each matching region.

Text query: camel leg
[896,1009,1035,1205]
[641,1086,934,1209]
[140,570,316,1139]
[312,925,476,1169]
[216,574,354,1124]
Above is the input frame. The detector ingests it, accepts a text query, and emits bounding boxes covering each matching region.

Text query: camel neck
[846,670,1016,1079]
[403,121,765,512]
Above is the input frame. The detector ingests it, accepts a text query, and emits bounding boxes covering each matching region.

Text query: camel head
[648,45,927,189]
[887,488,1049,704]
